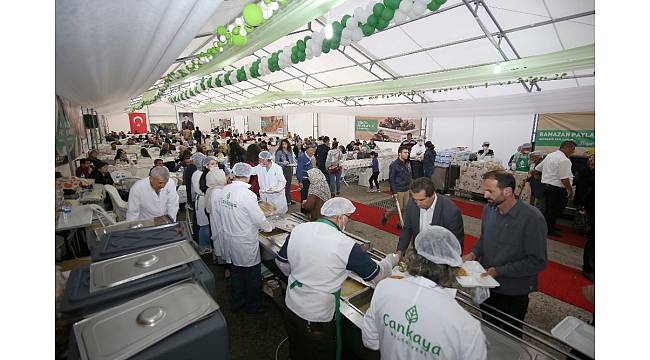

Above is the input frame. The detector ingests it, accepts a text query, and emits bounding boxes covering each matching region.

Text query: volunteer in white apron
[214,162,273,313]
[275,197,399,360]
[191,156,218,253]
[362,226,487,360]
[204,168,227,265]
[126,166,179,221]
[252,150,288,214]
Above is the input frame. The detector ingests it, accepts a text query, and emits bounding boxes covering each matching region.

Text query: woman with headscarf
[301,168,332,221]
[205,168,228,265]
[184,152,205,240]
[193,156,219,253]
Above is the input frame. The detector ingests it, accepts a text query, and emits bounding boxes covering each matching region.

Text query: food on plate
[258,201,277,216]
[390,275,404,279]
[457,267,469,277]
[341,279,365,297]
[397,261,407,273]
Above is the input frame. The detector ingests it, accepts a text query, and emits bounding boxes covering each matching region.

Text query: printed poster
[261,116,285,135]
[535,112,594,154]
[179,112,195,130]
[128,112,148,134]
[355,116,421,142]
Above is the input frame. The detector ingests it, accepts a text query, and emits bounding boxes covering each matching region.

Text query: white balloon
[271,2,279,11]
[413,2,427,15]
[341,28,352,40]
[313,46,322,57]
[340,37,352,46]
[352,28,364,42]
[415,0,429,6]
[353,7,365,21]
[229,71,237,85]
[393,10,408,24]
[399,0,413,13]
[235,17,244,26]
[364,3,373,17]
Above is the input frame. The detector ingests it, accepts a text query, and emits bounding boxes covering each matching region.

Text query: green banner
[56,102,75,152]
[355,119,378,132]
[535,129,594,148]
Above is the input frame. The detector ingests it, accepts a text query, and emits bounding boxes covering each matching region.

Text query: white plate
[551,316,595,358]
[261,187,282,194]
[456,261,500,288]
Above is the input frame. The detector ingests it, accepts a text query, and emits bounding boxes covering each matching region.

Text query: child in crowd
[368,151,380,192]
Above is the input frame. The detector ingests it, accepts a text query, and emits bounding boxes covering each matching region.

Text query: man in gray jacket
[463,170,547,338]
[396,177,464,258]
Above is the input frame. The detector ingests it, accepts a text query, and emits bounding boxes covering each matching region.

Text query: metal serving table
[257,212,592,360]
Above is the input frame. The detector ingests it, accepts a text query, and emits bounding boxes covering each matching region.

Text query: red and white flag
[129,113,147,134]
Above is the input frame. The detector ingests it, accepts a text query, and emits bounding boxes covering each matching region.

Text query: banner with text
[535,112,594,154]
[355,116,421,142]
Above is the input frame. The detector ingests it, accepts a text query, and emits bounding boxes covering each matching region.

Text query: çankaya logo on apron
[383,305,443,356]
[219,192,238,210]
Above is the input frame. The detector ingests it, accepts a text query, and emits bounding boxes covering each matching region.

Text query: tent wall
[428,114,535,166]
[248,115,262,133]
[106,112,132,133]
[233,116,246,132]
[317,113,356,144]
[287,113,314,138]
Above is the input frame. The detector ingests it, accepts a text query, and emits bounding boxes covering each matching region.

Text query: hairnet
[320,197,356,217]
[521,142,532,149]
[482,141,490,146]
[190,152,206,166]
[232,162,252,177]
[201,156,218,168]
[258,151,273,160]
[530,151,544,157]
[414,225,462,267]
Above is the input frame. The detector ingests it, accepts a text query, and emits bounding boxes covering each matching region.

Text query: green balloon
[232,27,240,35]
[225,33,231,39]
[384,0,400,10]
[304,35,312,43]
[291,53,299,64]
[427,2,440,11]
[435,0,447,5]
[373,3,385,17]
[341,15,351,27]
[298,52,306,61]
[376,18,389,30]
[366,14,378,28]
[330,39,341,50]
[243,4,264,27]
[297,40,306,51]
[382,8,395,21]
[224,72,232,85]
[232,34,248,46]
[362,23,375,36]
[216,26,227,36]
[278,0,287,7]
[263,0,271,4]
[332,21,343,35]
[321,40,331,53]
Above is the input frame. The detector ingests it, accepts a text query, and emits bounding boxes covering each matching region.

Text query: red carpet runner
[290,186,594,312]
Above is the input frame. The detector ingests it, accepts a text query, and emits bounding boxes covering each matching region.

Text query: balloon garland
[167,0,447,105]
[129,0,287,111]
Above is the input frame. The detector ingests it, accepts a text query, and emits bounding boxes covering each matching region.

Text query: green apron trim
[292,217,343,360]
[515,155,530,172]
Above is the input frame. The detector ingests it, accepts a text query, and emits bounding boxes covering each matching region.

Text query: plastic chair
[104,185,128,222]
[138,158,154,167]
[177,186,187,204]
[120,177,142,192]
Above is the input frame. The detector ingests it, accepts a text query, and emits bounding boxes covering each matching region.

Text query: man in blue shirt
[296,144,317,205]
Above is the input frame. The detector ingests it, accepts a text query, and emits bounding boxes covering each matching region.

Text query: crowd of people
[72,126,594,359]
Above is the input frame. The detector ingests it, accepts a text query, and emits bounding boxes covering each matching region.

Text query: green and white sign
[535,129,595,148]
[355,118,378,132]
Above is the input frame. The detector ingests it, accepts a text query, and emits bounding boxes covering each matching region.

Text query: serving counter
[258,213,591,360]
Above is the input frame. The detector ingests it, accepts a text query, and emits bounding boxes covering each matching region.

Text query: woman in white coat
[362,225,487,360]
[204,168,227,265]
[191,156,218,253]
[252,150,288,214]
[214,162,273,313]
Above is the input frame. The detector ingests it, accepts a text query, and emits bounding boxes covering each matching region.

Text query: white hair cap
[414,225,463,267]
[320,197,356,217]
[232,162,252,177]
[258,150,273,160]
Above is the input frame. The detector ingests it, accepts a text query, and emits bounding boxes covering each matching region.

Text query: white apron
[254,163,288,214]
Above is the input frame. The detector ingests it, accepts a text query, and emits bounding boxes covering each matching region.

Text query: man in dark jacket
[397,177,464,258]
[193,127,202,144]
[381,146,412,228]
[463,170,547,338]
[315,136,331,183]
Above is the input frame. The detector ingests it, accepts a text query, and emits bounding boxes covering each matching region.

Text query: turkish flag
[129,113,147,134]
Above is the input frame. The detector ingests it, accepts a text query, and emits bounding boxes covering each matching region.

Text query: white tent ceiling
[55,0,595,114]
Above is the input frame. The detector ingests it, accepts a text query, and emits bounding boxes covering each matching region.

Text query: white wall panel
[248,115,262,133]
[318,113,355,144]
[287,113,314,138]
[106,112,131,133]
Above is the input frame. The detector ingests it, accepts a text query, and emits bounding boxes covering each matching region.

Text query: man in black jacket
[315,136,331,184]
[396,177,464,258]
[381,146,412,228]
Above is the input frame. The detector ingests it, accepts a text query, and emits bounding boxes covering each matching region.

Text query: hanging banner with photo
[219,118,232,129]
[535,112,594,154]
[128,112,148,134]
[179,112,195,130]
[261,115,285,135]
[150,123,177,134]
[355,116,421,142]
